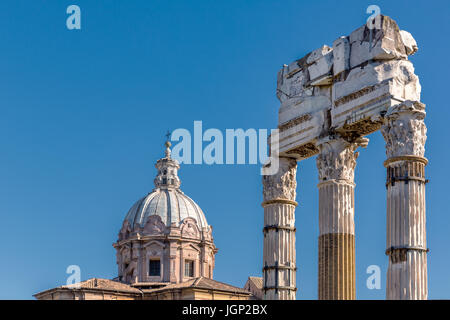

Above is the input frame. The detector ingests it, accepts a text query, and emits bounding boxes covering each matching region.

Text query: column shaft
[384,158,428,299]
[318,181,355,299]
[263,201,297,300]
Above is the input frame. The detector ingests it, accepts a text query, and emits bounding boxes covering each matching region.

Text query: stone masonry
[262,15,427,300]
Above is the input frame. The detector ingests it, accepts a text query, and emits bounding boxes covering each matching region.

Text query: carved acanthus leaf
[316,137,368,182]
[381,101,427,158]
[262,157,297,201]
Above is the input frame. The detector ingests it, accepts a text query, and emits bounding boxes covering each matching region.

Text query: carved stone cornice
[278,114,312,131]
[316,137,368,183]
[381,101,427,159]
[262,157,297,202]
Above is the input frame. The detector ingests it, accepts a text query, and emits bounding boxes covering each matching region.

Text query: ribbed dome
[124,188,208,229]
[122,140,209,231]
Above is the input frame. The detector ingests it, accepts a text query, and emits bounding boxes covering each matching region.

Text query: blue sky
[0,0,448,299]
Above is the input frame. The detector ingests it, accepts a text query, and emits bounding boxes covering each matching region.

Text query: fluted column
[316,137,368,300]
[381,101,428,300]
[262,157,298,300]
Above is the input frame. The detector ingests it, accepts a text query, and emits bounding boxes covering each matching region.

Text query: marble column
[316,137,368,300]
[262,157,298,300]
[381,101,428,300]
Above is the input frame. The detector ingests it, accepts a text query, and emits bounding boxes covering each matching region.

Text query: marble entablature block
[275,15,422,160]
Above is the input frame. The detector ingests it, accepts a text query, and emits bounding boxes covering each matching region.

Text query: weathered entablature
[264,15,428,300]
[276,15,420,159]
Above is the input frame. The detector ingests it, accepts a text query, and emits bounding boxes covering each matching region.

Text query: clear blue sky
[0,0,448,300]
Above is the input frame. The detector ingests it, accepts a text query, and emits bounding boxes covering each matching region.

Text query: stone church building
[34,142,262,300]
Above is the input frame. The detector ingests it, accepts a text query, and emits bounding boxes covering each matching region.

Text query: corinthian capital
[262,157,297,202]
[316,137,368,183]
[381,101,427,158]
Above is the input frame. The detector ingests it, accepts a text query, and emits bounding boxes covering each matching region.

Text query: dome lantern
[154,140,181,189]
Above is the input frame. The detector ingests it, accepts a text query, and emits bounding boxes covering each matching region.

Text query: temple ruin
[262,15,428,300]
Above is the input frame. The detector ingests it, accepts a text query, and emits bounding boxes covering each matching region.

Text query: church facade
[34,141,262,300]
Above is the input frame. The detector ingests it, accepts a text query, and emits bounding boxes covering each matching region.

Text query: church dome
[124,188,208,229]
[121,140,209,232]
[114,139,217,285]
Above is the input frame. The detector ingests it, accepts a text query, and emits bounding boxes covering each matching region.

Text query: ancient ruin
[262,15,428,300]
